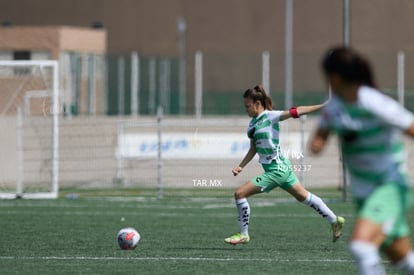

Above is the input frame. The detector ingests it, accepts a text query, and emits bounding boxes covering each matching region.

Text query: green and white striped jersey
[319,86,414,198]
[247,110,284,164]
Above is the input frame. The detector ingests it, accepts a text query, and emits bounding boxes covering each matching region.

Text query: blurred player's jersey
[247,110,284,164]
[319,86,414,198]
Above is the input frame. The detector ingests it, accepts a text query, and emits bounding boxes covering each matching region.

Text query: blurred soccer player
[310,46,414,275]
[224,84,345,245]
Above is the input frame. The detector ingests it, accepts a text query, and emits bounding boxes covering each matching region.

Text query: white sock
[302,192,337,224]
[397,251,414,274]
[349,241,385,275]
[236,198,250,236]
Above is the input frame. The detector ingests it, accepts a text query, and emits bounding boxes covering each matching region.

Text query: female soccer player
[224,84,345,245]
[310,46,414,274]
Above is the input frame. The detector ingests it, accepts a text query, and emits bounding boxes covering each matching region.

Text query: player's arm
[309,127,331,155]
[232,139,256,176]
[405,122,414,138]
[279,102,327,121]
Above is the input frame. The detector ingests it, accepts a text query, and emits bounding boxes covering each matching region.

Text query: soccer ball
[117,227,141,250]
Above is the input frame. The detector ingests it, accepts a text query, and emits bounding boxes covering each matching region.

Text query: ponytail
[243,84,273,110]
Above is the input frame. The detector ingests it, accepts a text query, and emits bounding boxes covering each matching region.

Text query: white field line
[0,198,346,210]
[0,196,345,208]
[0,255,358,263]
[0,209,354,218]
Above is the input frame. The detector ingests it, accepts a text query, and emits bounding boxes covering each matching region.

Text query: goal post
[0,60,59,199]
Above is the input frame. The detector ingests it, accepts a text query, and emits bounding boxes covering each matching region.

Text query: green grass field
[0,188,410,274]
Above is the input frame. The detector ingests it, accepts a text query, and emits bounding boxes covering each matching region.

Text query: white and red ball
[117,227,141,250]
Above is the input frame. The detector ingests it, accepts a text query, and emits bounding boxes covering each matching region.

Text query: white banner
[118,133,250,159]
[118,132,307,160]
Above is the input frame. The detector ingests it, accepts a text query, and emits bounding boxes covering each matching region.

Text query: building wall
[0,26,106,115]
[0,26,106,59]
[0,27,59,57]
[0,0,413,100]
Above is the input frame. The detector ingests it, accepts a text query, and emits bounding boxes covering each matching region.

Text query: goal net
[0,60,59,199]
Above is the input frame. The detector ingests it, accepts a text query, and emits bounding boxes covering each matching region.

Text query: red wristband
[289,107,299,118]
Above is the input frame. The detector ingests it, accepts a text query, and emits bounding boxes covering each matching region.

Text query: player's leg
[234,181,262,236]
[349,218,386,275]
[349,183,409,275]
[284,181,344,242]
[383,187,414,274]
[385,237,414,273]
[224,181,261,245]
[276,157,339,224]
[234,180,263,199]
[285,181,337,223]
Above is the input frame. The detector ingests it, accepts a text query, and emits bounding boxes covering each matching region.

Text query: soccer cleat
[331,216,345,242]
[224,233,250,245]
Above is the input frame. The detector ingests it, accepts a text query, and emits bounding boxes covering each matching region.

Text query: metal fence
[104,50,414,117]
[53,114,347,195]
[2,111,414,199]
[53,49,414,117]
